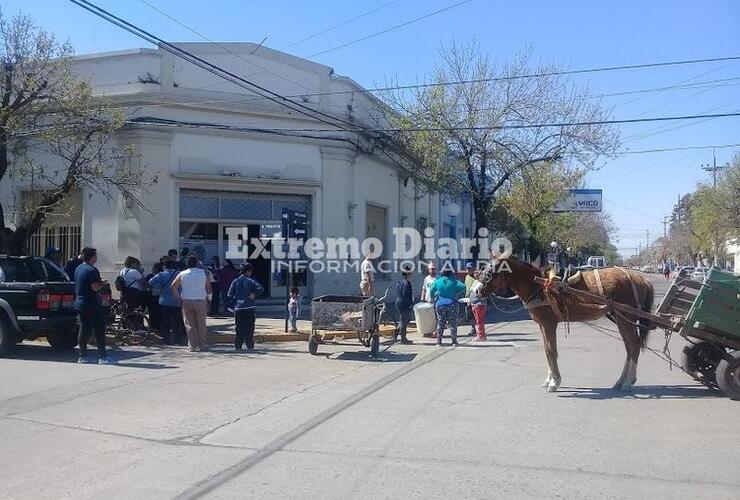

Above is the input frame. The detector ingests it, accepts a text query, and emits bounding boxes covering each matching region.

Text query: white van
[587,256,606,268]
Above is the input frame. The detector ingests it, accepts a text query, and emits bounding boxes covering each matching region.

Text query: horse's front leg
[538,321,561,392]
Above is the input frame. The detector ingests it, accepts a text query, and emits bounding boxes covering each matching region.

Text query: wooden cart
[535,268,740,398]
[308,287,391,358]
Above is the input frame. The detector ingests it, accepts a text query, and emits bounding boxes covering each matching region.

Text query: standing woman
[469,272,487,341]
[429,268,466,347]
[171,255,211,352]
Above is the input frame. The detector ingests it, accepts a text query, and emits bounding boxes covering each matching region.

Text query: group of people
[63,246,269,363]
[361,256,488,347]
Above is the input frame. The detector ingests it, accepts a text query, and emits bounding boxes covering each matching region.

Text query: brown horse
[477,256,655,392]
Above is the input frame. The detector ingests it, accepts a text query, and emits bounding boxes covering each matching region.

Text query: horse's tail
[638,282,655,349]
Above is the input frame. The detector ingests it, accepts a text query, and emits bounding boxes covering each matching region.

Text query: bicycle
[106,299,154,346]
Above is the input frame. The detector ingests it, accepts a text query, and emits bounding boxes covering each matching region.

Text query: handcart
[309,287,391,358]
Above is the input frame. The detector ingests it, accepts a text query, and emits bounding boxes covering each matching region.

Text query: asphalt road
[0,273,737,499]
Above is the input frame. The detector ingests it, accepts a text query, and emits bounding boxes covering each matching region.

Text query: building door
[220,224,271,297]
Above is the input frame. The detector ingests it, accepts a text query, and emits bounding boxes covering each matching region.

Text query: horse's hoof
[546,382,558,392]
[612,382,624,391]
[542,377,551,388]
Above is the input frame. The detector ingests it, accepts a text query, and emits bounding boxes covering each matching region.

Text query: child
[288,287,300,333]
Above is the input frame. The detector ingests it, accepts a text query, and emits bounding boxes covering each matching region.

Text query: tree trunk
[471,195,490,262]
[0,228,28,256]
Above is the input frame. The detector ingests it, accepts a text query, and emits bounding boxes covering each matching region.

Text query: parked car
[691,267,710,282]
[641,265,655,274]
[0,255,79,356]
[587,256,606,268]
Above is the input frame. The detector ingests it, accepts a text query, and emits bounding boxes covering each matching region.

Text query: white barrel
[413,302,436,335]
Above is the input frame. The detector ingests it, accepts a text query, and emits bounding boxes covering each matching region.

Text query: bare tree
[0,12,156,255]
[380,40,619,241]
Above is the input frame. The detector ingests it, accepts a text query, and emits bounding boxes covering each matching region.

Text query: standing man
[394,268,414,344]
[208,256,222,316]
[171,256,211,352]
[359,255,375,296]
[149,259,183,345]
[419,261,437,302]
[74,247,113,364]
[228,263,265,351]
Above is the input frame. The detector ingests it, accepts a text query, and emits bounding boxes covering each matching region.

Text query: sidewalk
[205,315,403,343]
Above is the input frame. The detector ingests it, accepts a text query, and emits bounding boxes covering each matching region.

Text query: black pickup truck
[0,255,80,356]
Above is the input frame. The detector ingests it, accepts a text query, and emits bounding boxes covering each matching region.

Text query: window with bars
[23,190,82,260]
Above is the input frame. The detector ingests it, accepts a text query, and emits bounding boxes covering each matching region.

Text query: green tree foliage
[0,13,156,254]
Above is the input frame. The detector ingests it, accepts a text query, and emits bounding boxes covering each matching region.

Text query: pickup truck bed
[0,256,78,355]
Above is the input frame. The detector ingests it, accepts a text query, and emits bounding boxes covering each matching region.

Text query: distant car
[691,267,710,282]
[641,265,655,274]
[587,256,606,268]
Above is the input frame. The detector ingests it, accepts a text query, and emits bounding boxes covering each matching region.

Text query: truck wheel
[0,320,13,356]
[46,332,78,351]
[682,342,723,389]
[716,351,740,400]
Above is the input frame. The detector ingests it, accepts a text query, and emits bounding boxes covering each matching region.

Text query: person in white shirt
[171,256,212,352]
[119,256,147,309]
[420,261,437,303]
[359,256,375,296]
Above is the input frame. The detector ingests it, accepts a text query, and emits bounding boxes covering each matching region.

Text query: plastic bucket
[413,302,436,335]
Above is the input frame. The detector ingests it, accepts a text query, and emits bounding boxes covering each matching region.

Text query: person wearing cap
[419,261,437,303]
[464,262,477,336]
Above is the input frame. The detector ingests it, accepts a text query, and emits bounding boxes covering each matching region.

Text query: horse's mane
[503,255,544,277]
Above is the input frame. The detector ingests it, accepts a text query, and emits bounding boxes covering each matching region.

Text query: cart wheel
[370,334,380,358]
[308,334,319,355]
[682,342,724,389]
[716,351,740,399]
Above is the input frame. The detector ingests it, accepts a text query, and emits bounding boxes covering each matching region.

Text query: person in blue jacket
[429,268,466,346]
[227,263,265,351]
[394,269,414,344]
[149,258,185,345]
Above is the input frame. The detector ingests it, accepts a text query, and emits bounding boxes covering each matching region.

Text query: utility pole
[702,148,729,187]
[662,215,669,239]
[646,229,650,251]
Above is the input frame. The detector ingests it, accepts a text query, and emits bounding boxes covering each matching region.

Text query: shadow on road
[557,384,723,400]
[6,343,178,369]
[332,351,417,363]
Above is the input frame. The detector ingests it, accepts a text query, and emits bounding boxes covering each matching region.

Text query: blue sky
[4,0,739,257]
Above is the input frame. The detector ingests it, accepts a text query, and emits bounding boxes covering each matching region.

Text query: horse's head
[476,256,514,298]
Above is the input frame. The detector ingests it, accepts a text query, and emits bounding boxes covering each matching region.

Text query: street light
[522,227,531,261]
[445,202,460,239]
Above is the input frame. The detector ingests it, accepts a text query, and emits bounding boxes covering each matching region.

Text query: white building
[4,43,474,297]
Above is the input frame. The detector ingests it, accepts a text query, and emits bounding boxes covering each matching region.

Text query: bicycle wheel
[120,311,151,345]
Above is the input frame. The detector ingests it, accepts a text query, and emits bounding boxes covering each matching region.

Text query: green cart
[656,268,740,398]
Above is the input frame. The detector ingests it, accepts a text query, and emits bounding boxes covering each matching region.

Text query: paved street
[0,274,737,500]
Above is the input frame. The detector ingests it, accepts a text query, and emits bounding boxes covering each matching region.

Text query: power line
[69,0,362,133]
[285,55,740,99]
[138,111,740,133]
[283,1,402,50]
[617,142,740,155]
[124,112,740,137]
[308,0,475,58]
[113,74,740,111]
